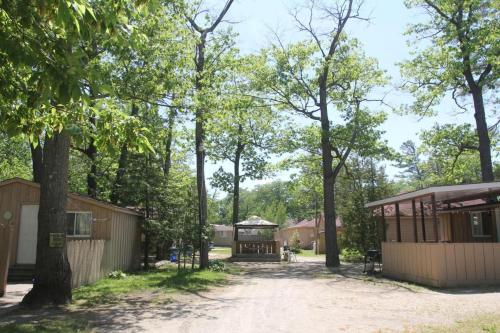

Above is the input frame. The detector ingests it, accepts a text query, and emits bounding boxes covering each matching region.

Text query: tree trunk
[319,73,340,268]
[470,87,494,182]
[163,107,176,179]
[110,104,138,204]
[30,139,43,183]
[110,144,128,204]
[22,131,72,307]
[195,36,209,269]
[86,138,97,198]
[231,132,244,231]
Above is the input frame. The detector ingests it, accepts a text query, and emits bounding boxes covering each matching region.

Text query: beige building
[0,178,142,296]
[212,224,233,246]
[275,215,342,253]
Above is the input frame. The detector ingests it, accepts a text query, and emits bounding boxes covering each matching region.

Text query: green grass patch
[0,319,90,333]
[73,267,230,306]
[418,313,500,333]
[210,247,231,255]
[296,249,324,257]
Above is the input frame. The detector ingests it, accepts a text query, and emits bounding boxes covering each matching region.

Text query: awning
[365,181,500,208]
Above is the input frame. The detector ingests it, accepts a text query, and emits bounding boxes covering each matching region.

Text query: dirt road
[88,259,500,333]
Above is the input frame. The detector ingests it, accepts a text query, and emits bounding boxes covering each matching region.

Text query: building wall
[99,211,141,275]
[384,210,498,243]
[0,180,140,275]
[214,230,233,246]
[382,242,500,287]
[275,227,316,249]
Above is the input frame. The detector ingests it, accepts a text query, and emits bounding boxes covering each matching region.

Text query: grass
[73,266,230,306]
[210,246,232,255]
[296,249,324,257]
[417,313,500,333]
[0,319,91,333]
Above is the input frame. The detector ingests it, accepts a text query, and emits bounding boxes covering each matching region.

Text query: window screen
[66,212,92,237]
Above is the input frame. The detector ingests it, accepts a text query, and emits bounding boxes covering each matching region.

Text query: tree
[0,1,152,306]
[184,0,235,269]
[208,56,282,229]
[253,0,389,267]
[401,0,499,181]
[395,140,426,188]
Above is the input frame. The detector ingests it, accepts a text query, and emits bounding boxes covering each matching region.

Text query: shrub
[208,259,227,272]
[290,230,301,252]
[108,270,127,279]
[340,248,364,263]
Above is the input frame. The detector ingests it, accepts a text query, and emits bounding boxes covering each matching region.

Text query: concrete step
[8,265,35,282]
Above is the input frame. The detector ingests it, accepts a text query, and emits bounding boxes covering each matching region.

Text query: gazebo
[231,216,280,262]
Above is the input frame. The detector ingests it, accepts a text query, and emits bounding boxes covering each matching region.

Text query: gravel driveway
[2,258,499,332]
[85,258,500,333]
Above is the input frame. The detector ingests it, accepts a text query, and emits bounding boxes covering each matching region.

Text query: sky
[203,0,488,194]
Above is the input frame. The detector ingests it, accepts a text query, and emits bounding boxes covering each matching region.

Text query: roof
[212,224,233,231]
[0,178,142,216]
[235,216,278,228]
[365,182,500,208]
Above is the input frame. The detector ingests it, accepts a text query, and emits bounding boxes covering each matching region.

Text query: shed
[366,182,500,287]
[0,178,142,296]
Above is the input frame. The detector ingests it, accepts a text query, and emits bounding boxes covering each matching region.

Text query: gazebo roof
[235,216,278,229]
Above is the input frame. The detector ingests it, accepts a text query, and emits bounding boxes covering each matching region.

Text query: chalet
[366,182,500,287]
[0,178,142,297]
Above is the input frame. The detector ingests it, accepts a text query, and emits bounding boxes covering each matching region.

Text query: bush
[340,248,364,263]
[108,270,127,279]
[208,259,227,272]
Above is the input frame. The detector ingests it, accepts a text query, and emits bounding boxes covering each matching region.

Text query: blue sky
[204,0,487,194]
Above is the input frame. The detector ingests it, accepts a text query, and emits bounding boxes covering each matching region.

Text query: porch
[366,182,500,287]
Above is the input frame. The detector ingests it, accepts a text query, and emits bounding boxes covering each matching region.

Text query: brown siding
[100,211,140,275]
[382,242,500,287]
[0,180,137,269]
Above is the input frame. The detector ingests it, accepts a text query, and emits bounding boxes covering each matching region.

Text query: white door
[17,205,39,264]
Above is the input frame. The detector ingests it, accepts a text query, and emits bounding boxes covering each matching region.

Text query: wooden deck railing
[235,240,278,255]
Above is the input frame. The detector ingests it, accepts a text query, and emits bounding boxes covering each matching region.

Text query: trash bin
[169,247,178,262]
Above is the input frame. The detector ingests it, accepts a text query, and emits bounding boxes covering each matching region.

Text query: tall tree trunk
[195,36,209,269]
[86,137,97,198]
[22,131,72,307]
[470,87,494,182]
[30,139,43,183]
[231,129,244,230]
[163,108,177,179]
[110,104,138,204]
[319,73,340,268]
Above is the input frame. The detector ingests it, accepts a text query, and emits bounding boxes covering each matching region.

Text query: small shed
[232,216,280,262]
[0,178,142,296]
[366,182,500,287]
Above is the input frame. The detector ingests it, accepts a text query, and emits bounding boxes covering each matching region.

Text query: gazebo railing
[235,240,278,255]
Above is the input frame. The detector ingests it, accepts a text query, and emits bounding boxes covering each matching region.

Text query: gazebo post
[420,200,427,242]
[395,202,402,242]
[412,199,418,242]
[431,194,438,242]
[448,203,454,242]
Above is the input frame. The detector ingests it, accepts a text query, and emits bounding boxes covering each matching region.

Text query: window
[67,212,92,237]
[470,212,492,237]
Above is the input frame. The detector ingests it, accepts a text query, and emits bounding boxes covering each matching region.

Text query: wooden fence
[235,240,278,255]
[382,242,500,287]
[67,239,105,288]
